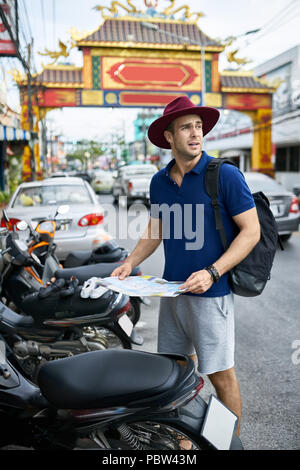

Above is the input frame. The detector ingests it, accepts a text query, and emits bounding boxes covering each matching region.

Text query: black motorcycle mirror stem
[2,208,9,224]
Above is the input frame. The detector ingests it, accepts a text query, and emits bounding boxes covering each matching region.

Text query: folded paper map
[99,275,186,297]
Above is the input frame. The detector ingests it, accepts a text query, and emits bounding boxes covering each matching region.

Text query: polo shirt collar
[164,150,209,177]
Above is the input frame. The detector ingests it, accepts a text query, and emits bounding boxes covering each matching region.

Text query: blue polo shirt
[149,151,255,297]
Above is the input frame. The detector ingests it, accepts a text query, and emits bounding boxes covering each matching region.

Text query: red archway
[16,0,275,179]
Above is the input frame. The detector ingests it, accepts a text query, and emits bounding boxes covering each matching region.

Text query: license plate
[60,223,69,231]
[201,395,238,450]
[118,314,133,336]
[270,204,284,217]
[0,339,6,363]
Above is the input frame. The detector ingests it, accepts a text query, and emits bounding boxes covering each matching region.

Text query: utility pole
[40,116,48,176]
[0,2,36,180]
[27,40,36,180]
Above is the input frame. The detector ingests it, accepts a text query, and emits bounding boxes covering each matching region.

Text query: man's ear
[164,130,172,144]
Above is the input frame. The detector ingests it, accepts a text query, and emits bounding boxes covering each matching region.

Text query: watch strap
[205,264,220,283]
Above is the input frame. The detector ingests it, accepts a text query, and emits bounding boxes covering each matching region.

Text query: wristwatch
[205,264,220,283]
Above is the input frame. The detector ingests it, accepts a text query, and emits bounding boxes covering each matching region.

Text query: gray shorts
[157,293,235,375]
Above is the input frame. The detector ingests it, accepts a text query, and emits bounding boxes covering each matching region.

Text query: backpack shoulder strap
[205,158,237,250]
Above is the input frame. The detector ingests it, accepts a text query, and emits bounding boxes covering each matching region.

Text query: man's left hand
[179,269,213,294]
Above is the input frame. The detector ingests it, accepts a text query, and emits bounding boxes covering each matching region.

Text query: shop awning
[0,125,31,141]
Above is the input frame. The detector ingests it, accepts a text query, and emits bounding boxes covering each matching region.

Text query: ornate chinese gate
[16,0,275,179]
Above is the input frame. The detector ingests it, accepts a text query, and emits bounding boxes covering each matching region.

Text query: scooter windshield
[36,221,56,238]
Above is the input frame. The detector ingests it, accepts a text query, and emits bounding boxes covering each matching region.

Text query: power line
[14,1,39,74]
[255,6,300,41]
[207,111,300,142]
[40,0,47,48]
[240,0,300,49]
[20,0,33,39]
[52,0,56,49]
[0,4,27,72]
[13,3,28,48]
[18,0,31,45]
[14,1,36,74]
[259,0,298,31]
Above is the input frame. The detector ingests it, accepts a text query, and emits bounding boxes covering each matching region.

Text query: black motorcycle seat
[64,248,126,268]
[0,303,34,330]
[55,262,140,283]
[90,248,125,264]
[20,288,116,323]
[37,349,182,409]
[63,250,92,268]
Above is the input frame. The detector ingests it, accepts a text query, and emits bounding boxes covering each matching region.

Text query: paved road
[100,195,300,450]
[1,195,299,451]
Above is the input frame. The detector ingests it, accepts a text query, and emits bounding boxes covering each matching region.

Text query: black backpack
[205,158,283,297]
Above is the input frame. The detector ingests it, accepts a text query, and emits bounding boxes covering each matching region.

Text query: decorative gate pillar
[252,109,273,176]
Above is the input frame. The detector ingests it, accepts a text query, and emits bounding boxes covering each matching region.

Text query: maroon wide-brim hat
[148,96,220,149]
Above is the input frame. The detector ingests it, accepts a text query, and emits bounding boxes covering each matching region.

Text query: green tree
[66,140,107,168]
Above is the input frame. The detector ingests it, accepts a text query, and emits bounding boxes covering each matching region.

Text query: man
[111,96,260,435]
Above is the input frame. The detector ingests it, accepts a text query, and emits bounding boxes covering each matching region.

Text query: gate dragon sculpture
[162,0,203,21]
[94,0,141,17]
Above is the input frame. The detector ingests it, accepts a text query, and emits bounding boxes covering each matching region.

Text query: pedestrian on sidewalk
[111,96,260,435]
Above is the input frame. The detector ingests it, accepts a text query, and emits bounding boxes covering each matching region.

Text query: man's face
[164,114,203,161]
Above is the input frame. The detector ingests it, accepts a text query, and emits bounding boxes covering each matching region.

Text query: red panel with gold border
[119,91,189,106]
[101,57,201,91]
[224,93,272,110]
[38,89,78,107]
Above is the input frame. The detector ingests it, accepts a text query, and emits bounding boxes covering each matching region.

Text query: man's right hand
[110,260,133,280]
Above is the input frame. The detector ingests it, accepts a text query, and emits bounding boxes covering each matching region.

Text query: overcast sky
[4,0,300,142]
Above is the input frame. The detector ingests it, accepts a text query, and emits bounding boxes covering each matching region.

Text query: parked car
[68,171,93,184]
[112,163,158,205]
[243,172,300,241]
[91,169,114,194]
[293,184,300,197]
[49,171,70,178]
[2,177,112,260]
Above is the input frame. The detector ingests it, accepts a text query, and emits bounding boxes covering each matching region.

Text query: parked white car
[112,164,158,205]
[91,169,114,194]
[2,177,113,260]
[243,172,300,241]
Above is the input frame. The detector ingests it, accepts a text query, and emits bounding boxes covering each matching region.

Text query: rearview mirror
[16,220,28,231]
[57,205,70,215]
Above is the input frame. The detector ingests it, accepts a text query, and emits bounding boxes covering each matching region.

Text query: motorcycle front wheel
[127,298,140,325]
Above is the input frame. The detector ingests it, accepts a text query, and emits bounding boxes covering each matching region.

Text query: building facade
[205,44,300,191]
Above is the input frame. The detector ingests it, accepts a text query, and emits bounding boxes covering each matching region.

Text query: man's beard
[176,146,202,161]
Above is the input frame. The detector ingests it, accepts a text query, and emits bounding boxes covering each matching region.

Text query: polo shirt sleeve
[219,164,255,217]
[149,173,160,219]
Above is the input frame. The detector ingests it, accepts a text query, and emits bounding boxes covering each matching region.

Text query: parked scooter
[1,206,140,285]
[0,285,139,382]
[0,227,143,382]
[0,334,243,450]
[1,207,144,324]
